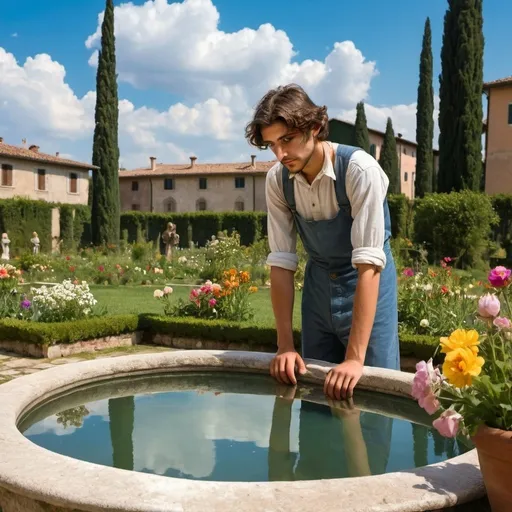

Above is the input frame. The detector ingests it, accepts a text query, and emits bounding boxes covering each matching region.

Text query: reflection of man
[268,387,393,481]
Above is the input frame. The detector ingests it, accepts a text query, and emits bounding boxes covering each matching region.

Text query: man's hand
[324,359,364,400]
[270,349,307,385]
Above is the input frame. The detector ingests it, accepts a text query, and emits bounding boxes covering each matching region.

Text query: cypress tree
[353,101,370,153]
[415,18,434,198]
[379,118,401,194]
[91,0,120,246]
[438,0,484,193]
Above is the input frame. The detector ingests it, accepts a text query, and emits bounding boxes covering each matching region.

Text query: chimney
[55,152,60,157]
[28,145,39,152]
[0,137,3,143]
[251,154,256,168]
[190,156,197,168]
[150,156,157,171]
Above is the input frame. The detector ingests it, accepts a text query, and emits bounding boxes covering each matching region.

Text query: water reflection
[21,373,471,482]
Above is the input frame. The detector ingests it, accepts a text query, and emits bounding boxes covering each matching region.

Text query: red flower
[441,285,449,294]
[69,266,75,272]
[98,265,105,272]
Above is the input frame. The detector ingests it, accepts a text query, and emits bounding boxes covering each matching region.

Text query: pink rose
[190,288,199,299]
[433,409,462,438]
[163,286,173,295]
[488,266,511,288]
[208,298,217,307]
[402,267,414,277]
[419,391,440,415]
[493,316,511,330]
[412,359,442,415]
[478,293,500,318]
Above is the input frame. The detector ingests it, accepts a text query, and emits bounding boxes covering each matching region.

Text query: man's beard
[286,145,316,173]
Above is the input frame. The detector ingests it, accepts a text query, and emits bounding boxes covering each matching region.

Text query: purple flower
[20,299,31,309]
[488,266,511,288]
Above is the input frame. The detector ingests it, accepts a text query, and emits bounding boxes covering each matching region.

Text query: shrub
[413,191,498,269]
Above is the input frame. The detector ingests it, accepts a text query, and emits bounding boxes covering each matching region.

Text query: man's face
[260,121,317,173]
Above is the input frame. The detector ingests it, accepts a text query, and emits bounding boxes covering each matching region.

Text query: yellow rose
[440,328,480,355]
[442,346,485,388]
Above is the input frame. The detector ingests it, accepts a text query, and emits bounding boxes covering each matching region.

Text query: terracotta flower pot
[471,425,512,512]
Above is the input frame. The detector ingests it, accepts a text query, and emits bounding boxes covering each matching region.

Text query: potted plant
[411,265,512,512]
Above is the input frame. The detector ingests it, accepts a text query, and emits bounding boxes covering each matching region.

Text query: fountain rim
[0,349,484,512]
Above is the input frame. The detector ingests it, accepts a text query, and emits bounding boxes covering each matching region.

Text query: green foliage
[490,195,512,257]
[353,101,370,153]
[91,0,120,246]
[415,17,434,198]
[0,314,139,345]
[413,191,498,268]
[118,211,267,250]
[387,194,413,238]
[0,197,52,255]
[59,205,90,251]
[438,0,484,193]
[379,118,401,194]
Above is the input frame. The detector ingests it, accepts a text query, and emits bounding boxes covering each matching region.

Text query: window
[132,181,139,191]
[69,173,78,194]
[234,199,244,211]
[131,204,140,211]
[199,177,207,190]
[369,144,376,158]
[196,198,207,211]
[165,198,177,212]
[37,169,46,191]
[164,178,174,190]
[235,177,245,189]
[412,150,416,158]
[404,172,408,182]
[403,147,407,155]
[508,104,512,125]
[1,164,13,187]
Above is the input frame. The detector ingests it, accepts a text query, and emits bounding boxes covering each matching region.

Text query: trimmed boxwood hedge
[0,313,441,363]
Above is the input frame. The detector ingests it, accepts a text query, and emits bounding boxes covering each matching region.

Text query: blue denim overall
[280,144,398,478]
[282,143,400,370]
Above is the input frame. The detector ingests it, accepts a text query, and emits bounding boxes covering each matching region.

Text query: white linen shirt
[265,141,389,272]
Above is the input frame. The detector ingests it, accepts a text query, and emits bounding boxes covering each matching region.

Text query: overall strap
[281,165,296,213]
[334,144,361,213]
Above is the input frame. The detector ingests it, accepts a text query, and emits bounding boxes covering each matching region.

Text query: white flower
[163,286,173,295]
[154,289,164,298]
[420,319,429,328]
[423,284,433,292]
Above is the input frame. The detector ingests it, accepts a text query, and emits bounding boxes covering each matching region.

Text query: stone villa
[118,156,273,213]
[0,139,96,205]
[483,76,512,195]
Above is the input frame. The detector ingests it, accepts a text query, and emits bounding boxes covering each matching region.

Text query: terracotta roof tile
[119,160,277,178]
[0,141,98,170]
[483,76,512,90]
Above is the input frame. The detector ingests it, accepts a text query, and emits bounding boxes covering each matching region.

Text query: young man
[245,84,400,401]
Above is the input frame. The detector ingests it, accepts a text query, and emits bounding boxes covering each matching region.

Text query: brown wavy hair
[245,84,329,149]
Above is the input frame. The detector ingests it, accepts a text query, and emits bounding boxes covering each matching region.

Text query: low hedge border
[0,314,441,363]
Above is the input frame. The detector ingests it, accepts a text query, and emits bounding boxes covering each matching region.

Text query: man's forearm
[270,266,295,351]
[345,264,381,364]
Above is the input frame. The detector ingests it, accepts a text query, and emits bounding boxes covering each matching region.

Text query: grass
[90,284,303,328]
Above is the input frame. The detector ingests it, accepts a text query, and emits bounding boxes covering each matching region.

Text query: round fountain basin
[0,350,485,511]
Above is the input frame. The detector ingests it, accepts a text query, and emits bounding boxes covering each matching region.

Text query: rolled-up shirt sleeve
[346,159,389,270]
[265,164,298,272]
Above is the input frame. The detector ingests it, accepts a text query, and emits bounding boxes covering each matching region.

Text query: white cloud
[0,48,93,141]
[11,33,18,38]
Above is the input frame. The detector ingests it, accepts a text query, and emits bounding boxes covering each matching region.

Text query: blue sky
[0,0,508,167]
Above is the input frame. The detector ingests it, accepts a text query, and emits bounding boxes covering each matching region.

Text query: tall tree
[353,101,371,153]
[379,118,401,194]
[91,0,120,246]
[415,18,434,198]
[437,0,484,193]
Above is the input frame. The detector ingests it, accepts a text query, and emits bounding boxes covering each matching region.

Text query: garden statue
[31,231,40,254]
[1,233,10,260]
[162,222,179,261]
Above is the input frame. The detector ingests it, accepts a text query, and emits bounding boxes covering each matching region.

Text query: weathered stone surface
[0,350,485,511]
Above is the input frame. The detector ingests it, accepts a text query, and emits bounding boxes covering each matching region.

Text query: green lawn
[90,284,303,327]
